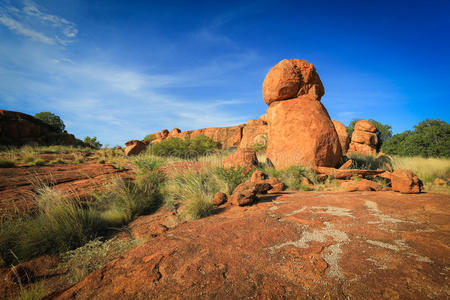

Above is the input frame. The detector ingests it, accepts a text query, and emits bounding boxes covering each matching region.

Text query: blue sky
[0,0,449,146]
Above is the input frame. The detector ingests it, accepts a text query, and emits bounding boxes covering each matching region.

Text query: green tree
[382,119,450,157]
[84,136,102,150]
[143,134,156,143]
[34,112,65,133]
[152,135,217,158]
[346,118,392,151]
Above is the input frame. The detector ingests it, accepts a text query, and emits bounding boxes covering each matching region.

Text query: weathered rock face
[332,120,350,154]
[348,120,378,155]
[262,59,325,105]
[124,140,147,156]
[190,125,244,149]
[239,120,268,149]
[263,59,342,169]
[0,110,79,147]
[266,97,342,169]
[223,148,258,170]
[391,169,423,193]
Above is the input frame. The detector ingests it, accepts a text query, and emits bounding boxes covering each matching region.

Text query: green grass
[15,282,45,300]
[164,170,221,220]
[0,187,107,265]
[347,153,393,171]
[214,166,251,194]
[28,158,45,166]
[49,158,67,164]
[262,165,317,190]
[0,159,16,168]
[58,237,140,284]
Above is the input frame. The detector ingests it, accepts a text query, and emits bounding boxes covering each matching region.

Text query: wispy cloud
[0,0,77,45]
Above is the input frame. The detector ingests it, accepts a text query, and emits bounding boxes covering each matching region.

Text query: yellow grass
[391,156,450,194]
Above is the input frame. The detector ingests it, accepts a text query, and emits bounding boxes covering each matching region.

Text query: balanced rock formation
[0,110,79,147]
[263,59,342,169]
[124,140,147,156]
[223,148,258,170]
[332,120,350,154]
[348,120,378,155]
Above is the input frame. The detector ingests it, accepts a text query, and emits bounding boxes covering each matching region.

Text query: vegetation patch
[347,153,392,171]
[151,135,218,159]
[0,159,16,168]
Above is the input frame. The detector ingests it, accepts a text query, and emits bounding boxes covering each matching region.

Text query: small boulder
[251,170,268,182]
[260,113,268,122]
[254,182,273,194]
[161,129,169,139]
[124,140,147,156]
[230,181,258,206]
[266,177,285,192]
[213,192,228,206]
[223,148,258,170]
[332,120,350,154]
[391,169,423,193]
[433,178,447,186]
[341,179,383,192]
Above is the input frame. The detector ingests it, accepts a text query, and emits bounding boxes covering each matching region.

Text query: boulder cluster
[348,119,378,155]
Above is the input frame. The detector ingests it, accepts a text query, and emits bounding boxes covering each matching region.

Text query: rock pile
[348,120,378,155]
[263,59,342,169]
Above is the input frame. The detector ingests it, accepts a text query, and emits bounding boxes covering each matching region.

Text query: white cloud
[0,0,77,45]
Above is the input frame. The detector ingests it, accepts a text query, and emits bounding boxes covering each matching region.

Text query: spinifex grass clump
[214,166,251,194]
[0,187,107,265]
[263,165,317,191]
[164,169,225,220]
[94,156,166,226]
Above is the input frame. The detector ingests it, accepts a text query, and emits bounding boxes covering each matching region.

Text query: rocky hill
[0,110,80,147]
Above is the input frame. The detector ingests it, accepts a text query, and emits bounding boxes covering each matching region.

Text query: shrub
[151,135,217,159]
[214,166,251,194]
[143,134,156,143]
[34,112,65,133]
[49,158,66,164]
[0,159,15,168]
[347,153,393,171]
[382,119,450,158]
[83,136,102,150]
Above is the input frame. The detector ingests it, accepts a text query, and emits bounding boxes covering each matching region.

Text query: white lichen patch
[366,257,388,270]
[310,206,354,218]
[408,252,433,263]
[266,221,349,280]
[366,240,402,251]
[282,207,307,217]
[364,201,403,224]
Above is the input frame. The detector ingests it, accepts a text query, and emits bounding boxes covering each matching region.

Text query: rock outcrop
[124,140,147,156]
[223,148,258,170]
[239,119,268,149]
[332,120,350,154]
[263,59,342,169]
[0,110,80,147]
[348,120,378,155]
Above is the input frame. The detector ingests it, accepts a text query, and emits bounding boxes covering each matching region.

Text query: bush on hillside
[143,134,156,143]
[84,136,102,150]
[382,119,450,157]
[151,135,218,158]
[34,112,65,133]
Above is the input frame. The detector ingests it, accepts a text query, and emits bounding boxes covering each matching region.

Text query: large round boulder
[262,59,325,105]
